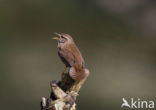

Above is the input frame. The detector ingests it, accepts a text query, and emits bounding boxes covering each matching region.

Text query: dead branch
[40,68,89,110]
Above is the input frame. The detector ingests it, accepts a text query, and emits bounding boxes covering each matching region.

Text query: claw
[62,66,67,76]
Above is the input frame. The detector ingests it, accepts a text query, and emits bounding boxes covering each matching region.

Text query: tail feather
[69,64,89,81]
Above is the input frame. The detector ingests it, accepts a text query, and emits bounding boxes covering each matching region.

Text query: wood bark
[41,68,89,110]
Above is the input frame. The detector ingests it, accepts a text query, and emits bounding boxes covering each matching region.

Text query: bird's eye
[61,36,66,39]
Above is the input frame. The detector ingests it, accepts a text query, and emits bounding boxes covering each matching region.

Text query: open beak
[52,37,60,40]
[52,32,61,40]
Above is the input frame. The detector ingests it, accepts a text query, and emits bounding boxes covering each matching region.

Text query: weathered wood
[41,68,89,110]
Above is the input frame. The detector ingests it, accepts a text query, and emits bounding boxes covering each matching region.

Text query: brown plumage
[53,33,85,80]
[69,64,86,80]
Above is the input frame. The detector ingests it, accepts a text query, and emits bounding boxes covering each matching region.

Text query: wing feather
[67,43,85,67]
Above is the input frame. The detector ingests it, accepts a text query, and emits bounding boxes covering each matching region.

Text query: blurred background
[0,0,156,110]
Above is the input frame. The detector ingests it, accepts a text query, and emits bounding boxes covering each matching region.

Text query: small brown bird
[53,32,86,80]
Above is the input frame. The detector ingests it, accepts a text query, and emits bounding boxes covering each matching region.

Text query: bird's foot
[61,72,66,77]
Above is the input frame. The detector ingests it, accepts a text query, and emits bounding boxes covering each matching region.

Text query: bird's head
[53,32,74,46]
